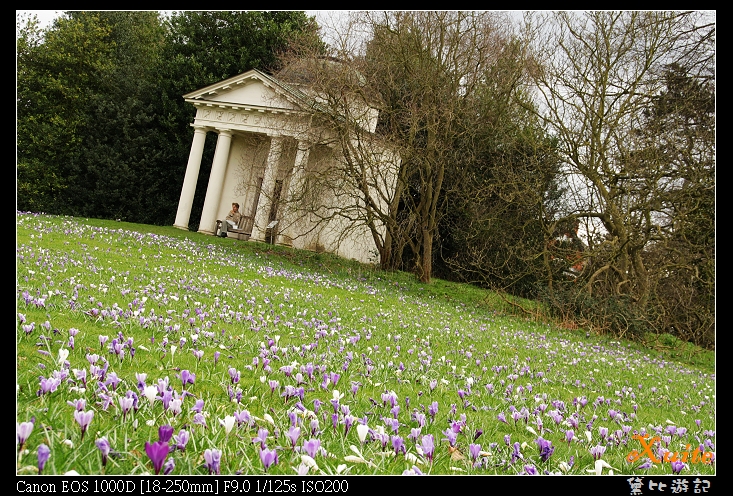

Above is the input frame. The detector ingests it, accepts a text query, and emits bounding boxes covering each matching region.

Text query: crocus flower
[303,439,321,458]
[191,399,205,414]
[590,445,606,460]
[671,460,685,474]
[204,448,221,475]
[391,435,406,455]
[119,395,134,421]
[252,428,268,449]
[442,428,458,447]
[536,436,555,462]
[421,434,435,462]
[173,429,190,451]
[260,448,279,471]
[180,370,195,387]
[402,465,424,475]
[37,444,50,474]
[193,413,207,428]
[287,426,301,448]
[96,437,111,467]
[145,441,169,475]
[163,457,175,475]
[17,421,34,451]
[74,410,94,440]
[158,424,174,443]
[469,443,482,463]
[220,415,236,435]
[143,385,158,406]
[524,464,538,475]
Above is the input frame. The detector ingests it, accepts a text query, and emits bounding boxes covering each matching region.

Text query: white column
[279,142,310,245]
[198,129,233,235]
[173,126,208,230]
[250,136,283,242]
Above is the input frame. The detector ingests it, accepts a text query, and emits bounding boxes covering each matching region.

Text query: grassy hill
[16,212,715,476]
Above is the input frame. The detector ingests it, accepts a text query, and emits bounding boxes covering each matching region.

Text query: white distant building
[173,66,395,264]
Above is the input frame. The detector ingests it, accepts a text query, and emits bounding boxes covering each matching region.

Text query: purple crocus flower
[74,410,94,440]
[96,437,111,467]
[599,426,609,441]
[259,448,279,471]
[510,442,523,464]
[37,444,50,474]
[536,436,555,462]
[408,427,422,442]
[17,421,34,451]
[392,435,406,455]
[252,428,269,449]
[173,429,190,451]
[442,428,458,447]
[193,413,207,428]
[287,426,301,448]
[163,457,175,475]
[204,448,221,475]
[524,464,538,475]
[671,460,685,474]
[303,438,321,458]
[145,441,169,475]
[234,409,252,427]
[158,425,174,444]
[180,370,195,387]
[309,418,320,437]
[565,430,574,445]
[119,395,134,421]
[589,445,606,460]
[428,401,438,420]
[469,443,482,462]
[191,399,205,414]
[421,434,435,462]
[636,458,653,470]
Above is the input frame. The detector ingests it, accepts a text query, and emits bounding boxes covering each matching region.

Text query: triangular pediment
[183,69,308,112]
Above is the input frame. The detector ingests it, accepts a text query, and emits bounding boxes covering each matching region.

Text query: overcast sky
[18,10,336,30]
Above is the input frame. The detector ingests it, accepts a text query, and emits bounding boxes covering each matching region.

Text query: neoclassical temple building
[173,66,394,264]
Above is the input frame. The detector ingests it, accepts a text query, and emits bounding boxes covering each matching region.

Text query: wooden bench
[216,216,254,241]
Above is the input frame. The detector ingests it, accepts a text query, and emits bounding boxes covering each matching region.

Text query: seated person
[221,202,244,237]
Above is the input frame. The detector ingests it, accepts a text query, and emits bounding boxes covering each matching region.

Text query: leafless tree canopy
[269,10,714,347]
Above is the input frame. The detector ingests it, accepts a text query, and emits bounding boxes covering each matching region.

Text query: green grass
[16,212,715,476]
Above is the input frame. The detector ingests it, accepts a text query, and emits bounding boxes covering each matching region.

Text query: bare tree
[278,11,516,282]
[523,11,715,344]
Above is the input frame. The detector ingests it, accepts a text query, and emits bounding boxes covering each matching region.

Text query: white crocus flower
[586,459,616,475]
[332,390,344,401]
[58,348,69,364]
[220,415,236,434]
[143,385,158,406]
[169,398,183,416]
[301,455,318,468]
[356,424,370,443]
